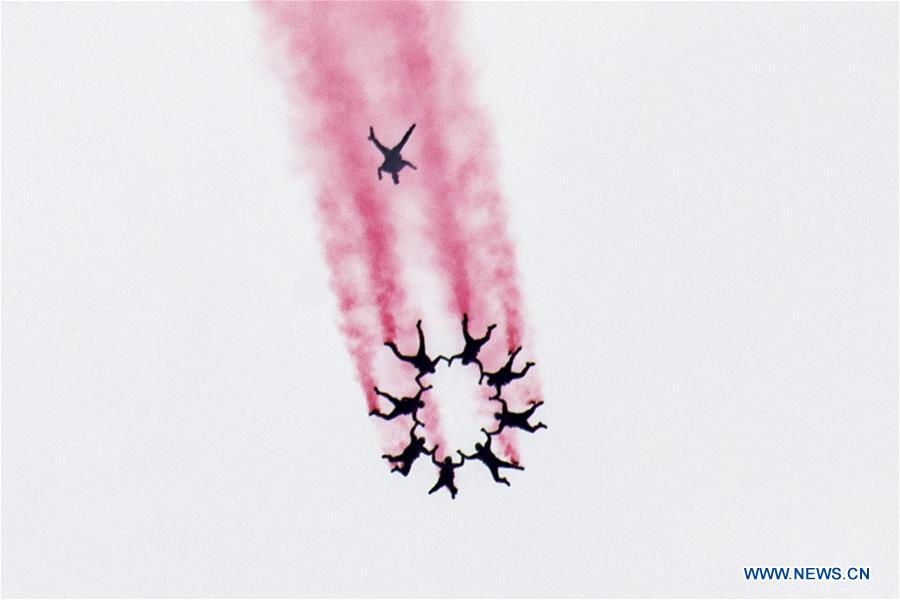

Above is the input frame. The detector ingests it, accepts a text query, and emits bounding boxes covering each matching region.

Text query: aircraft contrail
[258,1,539,467]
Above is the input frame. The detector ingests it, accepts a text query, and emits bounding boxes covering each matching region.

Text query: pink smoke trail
[258,1,538,462]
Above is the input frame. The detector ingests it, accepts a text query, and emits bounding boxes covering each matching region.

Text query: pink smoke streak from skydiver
[258,1,537,462]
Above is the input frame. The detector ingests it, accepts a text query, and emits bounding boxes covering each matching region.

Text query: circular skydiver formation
[373,314,545,498]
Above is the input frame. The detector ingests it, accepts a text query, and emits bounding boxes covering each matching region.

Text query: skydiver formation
[374,314,545,498]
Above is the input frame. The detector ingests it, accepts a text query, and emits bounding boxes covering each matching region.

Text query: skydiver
[384,319,439,379]
[451,313,497,371]
[381,425,434,476]
[369,385,430,425]
[480,347,535,394]
[488,398,547,434]
[427,445,465,499]
[458,429,524,486]
[369,124,417,185]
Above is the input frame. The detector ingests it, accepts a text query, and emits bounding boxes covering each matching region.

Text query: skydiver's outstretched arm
[500,346,522,369]
[458,449,475,460]
[368,126,389,155]
[461,313,472,341]
[430,446,441,465]
[486,422,505,435]
[497,458,525,470]
[395,123,416,152]
[491,397,509,412]
[454,456,465,467]
[435,355,453,366]
[521,421,548,433]
[480,428,494,449]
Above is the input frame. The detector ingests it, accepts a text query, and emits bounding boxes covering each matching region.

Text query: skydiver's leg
[370,407,402,420]
[519,421,547,433]
[497,458,525,471]
[385,341,413,362]
[369,127,390,155]
[428,480,444,495]
[391,172,400,185]
[488,465,511,486]
[377,168,383,180]
[397,123,416,151]
[448,482,458,499]
[401,160,417,170]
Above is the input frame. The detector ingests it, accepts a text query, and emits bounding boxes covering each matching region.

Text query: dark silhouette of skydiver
[489,398,547,434]
[384,319,438,379]
[381,425,434,477]
[450,313,497,370]
[458,429,524,486]
[368,124,417,185]
[369,385,430,425]
[427,445,465,499]
[480,347,535,394]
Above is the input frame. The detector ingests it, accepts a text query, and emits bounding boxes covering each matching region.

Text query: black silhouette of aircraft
[368,124,417,185]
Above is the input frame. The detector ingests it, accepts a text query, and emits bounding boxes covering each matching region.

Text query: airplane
[368,124,417,185]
